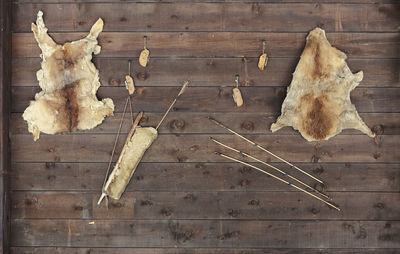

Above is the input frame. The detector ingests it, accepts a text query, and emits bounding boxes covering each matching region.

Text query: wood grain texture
[8,1,400,252]
[9,248,400,254]
[11,57,400,87]
[11,87,400,113]
[12,3,400,32]
[10,219,400,248]
[10,191,400,220]
[12,32,400,58]
[10,112,399,135]
[11,134,398,163]
[0,0,12,252]
[11,0,400,4]
[9,162,400,192]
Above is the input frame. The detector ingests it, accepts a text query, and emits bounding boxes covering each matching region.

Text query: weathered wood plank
[9,162,400,192]
[12,32,400,58]
[12,3,400,33]
[11,134,398,163]
[0,0,12,252]
[11,87,400,113]
[10,112,396,135]
[10,219,400,248]
[9,247,400,254]
[11,191,400,220]
[11,58,400,87]
[12,0,400,4]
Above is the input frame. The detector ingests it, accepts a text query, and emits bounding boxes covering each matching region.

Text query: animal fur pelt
[23,11,114,141]
[271,28,375,141]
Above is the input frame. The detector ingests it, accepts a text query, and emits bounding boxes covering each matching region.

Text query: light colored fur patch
[271,28,374,141]
[23,11,114,141]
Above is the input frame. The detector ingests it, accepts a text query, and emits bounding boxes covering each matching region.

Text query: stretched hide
[271,28,374,141]
[23,11,114,141]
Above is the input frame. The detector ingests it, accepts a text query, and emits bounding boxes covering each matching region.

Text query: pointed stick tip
[178,80,190,96]
[97,193,106,205]
[208,116,218,123]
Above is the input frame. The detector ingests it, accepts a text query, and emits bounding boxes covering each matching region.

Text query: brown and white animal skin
[23,11,114,141]
[271,28,375,142]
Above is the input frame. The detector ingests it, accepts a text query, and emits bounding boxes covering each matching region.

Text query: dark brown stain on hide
[300,94,334,140]
[312,42,322,81]
[44,41,89,133]
[62,82,80,131]
[306,38,329,82]
[52,43,85,73]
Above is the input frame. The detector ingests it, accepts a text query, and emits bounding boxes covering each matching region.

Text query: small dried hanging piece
[209,118,340,211]
[98,81,190,204]
[258,40,268,71]
[125,60,135,95]
[139,36,150,67]
[232,74,243,107]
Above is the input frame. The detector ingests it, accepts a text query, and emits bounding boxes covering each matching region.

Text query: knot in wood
[140,116,148,124]
[311,207,320,214]
[241,121,254,131]
[45,162,56,169]
[137,72,148,81]
[248,199,260,206]
[372,124,384,135]
[170,119,185,130]
[110,79,120,86]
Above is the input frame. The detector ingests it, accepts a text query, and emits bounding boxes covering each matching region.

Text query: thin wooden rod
[98,111,144,205]
[128,97,134,125]
[156,80,190,130]
[208,117,324,184]
[99,96,129,204]
[216,152,340,211]
[210,137,331,200]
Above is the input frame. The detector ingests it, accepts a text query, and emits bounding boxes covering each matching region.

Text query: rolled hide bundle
[101,127,158,201]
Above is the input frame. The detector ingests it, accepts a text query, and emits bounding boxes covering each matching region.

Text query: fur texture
[23,11,114,141]
[271,28,374,141]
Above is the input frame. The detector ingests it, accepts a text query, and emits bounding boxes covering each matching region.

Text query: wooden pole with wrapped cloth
[98,81,190,205]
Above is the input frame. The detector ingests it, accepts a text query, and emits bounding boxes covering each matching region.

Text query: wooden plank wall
[0,0,12,253]
[9,0,400,253]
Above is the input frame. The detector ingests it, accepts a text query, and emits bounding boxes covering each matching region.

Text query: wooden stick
[210,137,331,200]
[216,152,340,211]
[156,81,190,130]
[98,111,143,205]
[98,97,129,205]
[208,117,324,184]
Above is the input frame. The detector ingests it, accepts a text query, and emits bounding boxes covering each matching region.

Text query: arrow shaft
[211,137,331,200]
[209,117,324,184]
[217,152,340,211]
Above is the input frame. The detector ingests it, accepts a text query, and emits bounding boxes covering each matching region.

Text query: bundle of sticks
[98,80,190,204]
[209,117,340,211]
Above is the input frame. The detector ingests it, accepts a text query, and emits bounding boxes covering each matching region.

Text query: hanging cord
[127,60,135,125]
[235,74,239,88]
[99,59,137,206]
